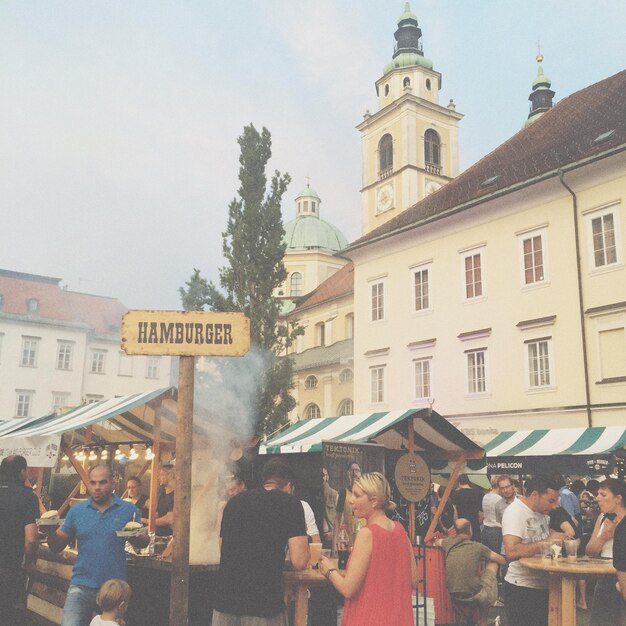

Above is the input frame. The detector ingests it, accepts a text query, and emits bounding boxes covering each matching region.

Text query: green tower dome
[383,1,433,75]
[283,184,348,253]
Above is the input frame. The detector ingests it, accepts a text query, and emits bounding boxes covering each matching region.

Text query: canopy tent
[260,408,484,542]
[0,387,179,469]
[484,426,626,475]
[260,408,484,461]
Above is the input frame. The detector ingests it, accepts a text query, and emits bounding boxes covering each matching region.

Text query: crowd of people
[2,450,626,626]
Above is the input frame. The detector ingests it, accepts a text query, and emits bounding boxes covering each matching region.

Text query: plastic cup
[564,539,578,561]
[320,549,331,559]
[309,542,322,568]
[550,541,562,560]
[540,541,552,561]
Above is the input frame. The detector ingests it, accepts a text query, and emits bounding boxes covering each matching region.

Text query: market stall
[0,387,249,626]
[484,425,626,476]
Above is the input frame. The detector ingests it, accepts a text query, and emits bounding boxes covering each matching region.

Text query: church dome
[284,216,348,253]
[283,184,348,253]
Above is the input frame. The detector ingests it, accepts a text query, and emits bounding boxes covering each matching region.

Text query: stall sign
[121,310,250,356]
[394,453,431,503]
[0,435,61,468]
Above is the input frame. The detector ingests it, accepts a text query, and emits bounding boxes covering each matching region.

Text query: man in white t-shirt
[502,475,566,626]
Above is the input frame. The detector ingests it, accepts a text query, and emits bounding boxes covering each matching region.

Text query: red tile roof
[349,70,626,250]
[0,270,127,333]
[292,262,354,313]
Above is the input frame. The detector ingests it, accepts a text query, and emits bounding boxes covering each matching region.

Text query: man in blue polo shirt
[44,465,147,626]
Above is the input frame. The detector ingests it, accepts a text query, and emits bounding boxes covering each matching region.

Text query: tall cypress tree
[180,124,300,436]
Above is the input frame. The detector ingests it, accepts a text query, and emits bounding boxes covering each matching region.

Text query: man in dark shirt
[155,463,175,536]
[213,458,309,626]
[613,505,626,624]
[451,474,484,541]
[0,455,39,625]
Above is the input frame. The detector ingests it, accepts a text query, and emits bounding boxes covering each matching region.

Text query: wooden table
[520,556,616,626]
[283,563,336,626]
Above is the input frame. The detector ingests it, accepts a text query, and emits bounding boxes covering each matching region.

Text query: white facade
[0,270,171,419]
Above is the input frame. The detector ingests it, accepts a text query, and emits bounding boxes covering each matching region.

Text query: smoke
[186,346,273,563]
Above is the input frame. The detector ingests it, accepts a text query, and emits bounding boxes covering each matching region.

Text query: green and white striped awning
[485,426,626,457]
[259,409,484,460]
[0,387,176,442]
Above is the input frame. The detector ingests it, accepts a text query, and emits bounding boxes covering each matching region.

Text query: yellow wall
[350,152,626,432]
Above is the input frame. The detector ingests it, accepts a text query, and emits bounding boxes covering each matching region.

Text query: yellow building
[278,185,354,421]
[357,3,462,236]
[346,64,626,445]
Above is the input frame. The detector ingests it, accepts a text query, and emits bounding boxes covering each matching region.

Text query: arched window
[339,369,354,384]
[304,375,318,389]
[304,403,321,420]
[290,272,302,297]
[338,399,354,416]
[424,129,441,168]
[378,134,393,176]
[315,322,325,347]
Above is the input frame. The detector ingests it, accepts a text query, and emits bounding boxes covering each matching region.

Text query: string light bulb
[76,449,86,462]
[145,446,154,460]
[100,448,108,460]
[129,447,138,461]
[114,447,123,460]
[88,449,97,462]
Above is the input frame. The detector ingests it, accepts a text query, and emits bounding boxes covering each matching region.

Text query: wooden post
[148,414,162,534]
[169,356,194,626]
[425,457,464,543]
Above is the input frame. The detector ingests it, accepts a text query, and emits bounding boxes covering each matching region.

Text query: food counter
[27,546,219,626]
[28,547,333,626]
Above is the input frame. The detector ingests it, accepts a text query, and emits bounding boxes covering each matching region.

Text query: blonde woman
[319,472,418,625]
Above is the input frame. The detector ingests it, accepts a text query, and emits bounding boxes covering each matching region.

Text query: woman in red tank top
[319,472,417,625]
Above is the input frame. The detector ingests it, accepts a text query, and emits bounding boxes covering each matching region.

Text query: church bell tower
[357,2,463,235]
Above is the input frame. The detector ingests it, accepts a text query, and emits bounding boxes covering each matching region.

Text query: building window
[26,298,39,314]
[378,134,393,176]
[56,342,73,370]
[290,272,303,297]
[339,369,353,384]
[146,356,160,379]
[519,229,547,285]
[598,327,626,380]
[424,129,441,169]
[527,339,552,388]
[370,281,385,322]
[590,209,619,268]
[312,201,317,213]
[315,322,326,347]
[466,350,487,394]
[462,249,484,300]
[345,313,354,339]
[413,265,431,311]
[52,392,70,413]
[403,77,411,88]
[414,358,431,399]
[304,403,321,420]
[304,375,318,390]
[338,399,354,416]
[16,391,34,417]
[370,366,385,403]
[85,394,103,404]
[21,337,39,367]
[90,350,106,374]
[118,352,133,377]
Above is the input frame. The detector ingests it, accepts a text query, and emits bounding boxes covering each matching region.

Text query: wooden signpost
[122,310,250,626]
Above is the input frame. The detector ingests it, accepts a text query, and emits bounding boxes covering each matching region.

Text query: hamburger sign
[121,310,250,357]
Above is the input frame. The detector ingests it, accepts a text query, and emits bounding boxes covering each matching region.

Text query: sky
[2,1,625,310]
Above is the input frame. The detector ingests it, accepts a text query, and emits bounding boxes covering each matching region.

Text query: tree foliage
[179,124,300,436]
